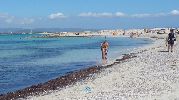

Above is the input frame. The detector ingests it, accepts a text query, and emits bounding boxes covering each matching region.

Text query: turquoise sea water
[0,34,152,94]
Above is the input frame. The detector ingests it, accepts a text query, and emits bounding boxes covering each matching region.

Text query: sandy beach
[20,34,178,100]
[1,0,179,100]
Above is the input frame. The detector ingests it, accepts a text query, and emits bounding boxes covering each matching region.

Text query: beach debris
[0,66,101,100]
[84,86,92,93]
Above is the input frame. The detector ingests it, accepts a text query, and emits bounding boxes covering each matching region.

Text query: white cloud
[78,10,178,18]
[20,18,35,25]
[115,12,126,17]
[131,10,179,18]
[79,12,113,17]
[79,12,126,18]
[171,10,179,15]
[99,12,113,17]
[0,13,8,18]
[78,12,96,17]
[131,13,151,18]
[0,13,34,25]
[48,12,66,19]
[131,12,170,18]
[5,18,13,23]
[154,13,167,17]
[0,13,15,23]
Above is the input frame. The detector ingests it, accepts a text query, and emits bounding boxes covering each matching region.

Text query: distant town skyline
[0,0,179,29]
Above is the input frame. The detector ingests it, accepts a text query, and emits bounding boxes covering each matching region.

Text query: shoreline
[0,36,155,100]
[0,35,167,100]
[27,34,179,100]
[0,49,140,100]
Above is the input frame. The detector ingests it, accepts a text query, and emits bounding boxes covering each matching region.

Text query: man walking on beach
[167,29,176,52]
[101,40,109,61]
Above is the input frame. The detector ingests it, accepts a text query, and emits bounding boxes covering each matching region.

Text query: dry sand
[27,35,179,100]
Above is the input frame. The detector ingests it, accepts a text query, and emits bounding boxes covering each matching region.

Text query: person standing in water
[101,40,109,60]
[167,29,176,52]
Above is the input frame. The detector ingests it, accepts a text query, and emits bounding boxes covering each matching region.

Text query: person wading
[101,40,109,64]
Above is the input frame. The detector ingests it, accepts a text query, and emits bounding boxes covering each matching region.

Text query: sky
[0,0,179,29]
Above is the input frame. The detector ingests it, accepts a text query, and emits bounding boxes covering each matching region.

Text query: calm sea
[0,34,152,94]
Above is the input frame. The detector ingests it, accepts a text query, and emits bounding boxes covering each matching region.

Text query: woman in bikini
[101,40,109,60]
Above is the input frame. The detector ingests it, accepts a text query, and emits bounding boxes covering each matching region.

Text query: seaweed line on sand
[0,49,148,100]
